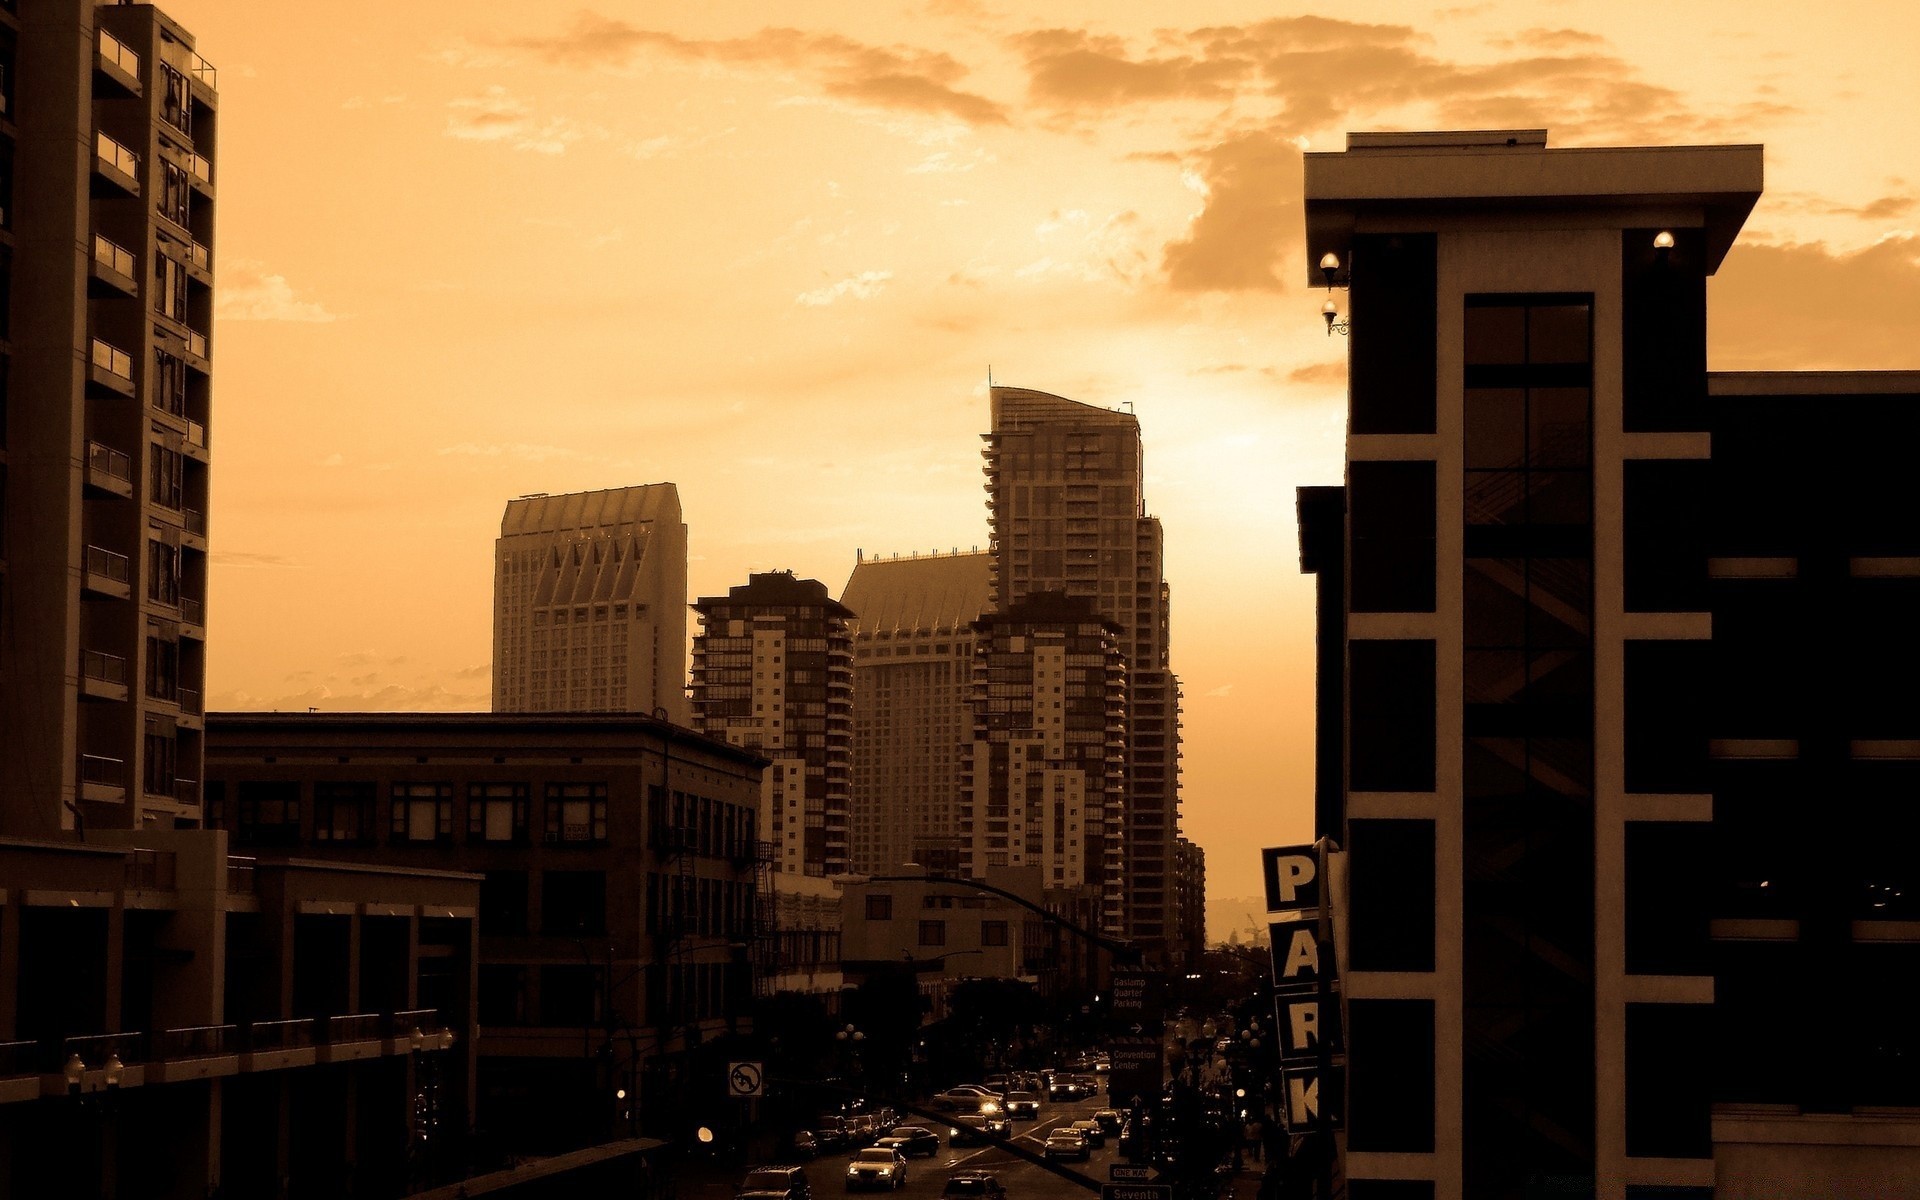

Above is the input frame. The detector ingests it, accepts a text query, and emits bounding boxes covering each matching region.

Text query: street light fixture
[63,1053,85,1094]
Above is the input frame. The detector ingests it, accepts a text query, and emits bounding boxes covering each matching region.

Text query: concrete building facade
[691,571,854,878]
[841,549,992,876]
[202,712,766,1156]
[492,485,690,725]
[1,0,218,838]
[984,387,1182,953]
[1300,129,1920,1200]
[1172,835,1206,965]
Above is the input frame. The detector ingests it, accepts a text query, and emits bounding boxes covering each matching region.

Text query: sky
[177,0,1920,924]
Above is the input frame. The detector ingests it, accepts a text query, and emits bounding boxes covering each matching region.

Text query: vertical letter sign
[1262,840,1343,1130]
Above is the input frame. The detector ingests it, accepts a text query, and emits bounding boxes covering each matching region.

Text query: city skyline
[174,0,1920,904]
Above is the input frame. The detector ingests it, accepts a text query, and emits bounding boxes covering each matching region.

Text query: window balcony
[88,338,135,398]
[80,753,127,802]
[226,856,256,895]
[180,596,206,635]
[182,508,207,547]
[95,29,142,97]
[85,441,134,498]
[188,151,213,190]
[146,1024,238,1084]
[83,544,132,598]
[185,328,209,360]
[93,131,140,195]
[125,848,178,891]
[188,50,217,93]
[90,234,138,297]
[183,419,209,462]
[81,648,130,701]
[177,690,203,730]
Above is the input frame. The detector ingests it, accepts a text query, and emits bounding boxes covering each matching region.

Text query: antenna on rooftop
[987,364,994,387]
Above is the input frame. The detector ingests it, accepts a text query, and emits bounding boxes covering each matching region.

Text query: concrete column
[347,911,363,1012]
[0,902,21,1038]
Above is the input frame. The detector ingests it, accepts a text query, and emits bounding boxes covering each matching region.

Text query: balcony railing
[91,338,133,380]
[95,131,139,179]
[125,848,177,891]
[226,856,256,895]
[186,420,207,448]
[188,240,211,270]
[93,234,136,279]
[81,648,128,686]
[175,778,199,807]
[185,329,208,358]
[80,753,126,788]
[179,688,202,715]
[152,1024,234,1062]
[0,1041,38,1078]
[63,1031,146,1069]
[326,1014,382,1045]
[184,509,206,536]
[189,152,212,184]
[189,51,217,88]
[385,1009,443,1041]
[88,441,133,482]
[98,30,141,78]
[243,1018,314,1053]
[85,544,131,583]
[181,596,204,625]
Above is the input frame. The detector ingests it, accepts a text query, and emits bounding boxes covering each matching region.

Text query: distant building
[0,831,478,1199]
[691,572,854,878]
[203,712,764,1155]
[492,485,690,724]
[1301,129,1920,1199]
[839,867,1046,1016]
[1172,836,1206,962]
[0,0,219,837]
[985,387,1183,954]
[841,550,993,875]
[757,874,844,998]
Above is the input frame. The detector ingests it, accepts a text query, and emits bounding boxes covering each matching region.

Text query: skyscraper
[983,386,1182,950]
[1,0,218,837]
[492,484,689,723]
[690,571,853,877]
[841,548,992,875]
[957,590,1126,930]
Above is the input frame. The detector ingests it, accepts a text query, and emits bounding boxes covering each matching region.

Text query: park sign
[1261,839,1344,1130]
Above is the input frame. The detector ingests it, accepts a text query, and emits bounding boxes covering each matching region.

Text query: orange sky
[177,0,1920,918]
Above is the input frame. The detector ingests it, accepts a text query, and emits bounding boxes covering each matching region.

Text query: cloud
[796,270,895,306]
[500,15,1008,126]
[211,550,300,568]
[1769,190,1917,221]
[216,260,339,323]
[437,442,589,463]
[1205,683,1234,697]
[1288,362,1346,386]
[445,85,593,154]
[1014,28,1245,109]
[1163,131,1303,292]
[1712,233,1920,370]
[211,683,489,714]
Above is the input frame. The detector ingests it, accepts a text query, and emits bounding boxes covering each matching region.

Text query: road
[801,1092,1129,1200]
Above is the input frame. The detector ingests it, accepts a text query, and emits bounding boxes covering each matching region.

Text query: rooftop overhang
[1304,132,1763,283]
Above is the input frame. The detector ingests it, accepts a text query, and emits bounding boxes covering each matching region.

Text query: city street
[797,1093,1127,1199]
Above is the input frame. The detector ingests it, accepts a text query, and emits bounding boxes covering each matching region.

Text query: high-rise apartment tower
[0,0,218,837]
[841,548,992,875]
[492,484,689,723]
[691,571,853,877]
[984,387,1181,947]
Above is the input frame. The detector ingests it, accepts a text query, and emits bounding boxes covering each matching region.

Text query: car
[814,1117,850,1152]
[983,1074,1011,1092]
[875,1127,941,1159]
[948,1113,1013,1146]
[791,1131,820,1161]
[1047,1078,1083,1101]
[846,1148,909,1191]
[1092,1110,1123,1135]
[942,1172,1008,1200]
[1093,1059,1111,1074]
[739,1165,815,1200]
[1069,1119,1106,1148]
[1044,1129,1090,1162]
[1003,1091,1041,1120]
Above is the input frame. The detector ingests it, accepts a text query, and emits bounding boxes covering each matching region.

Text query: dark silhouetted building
[691,571,853,879]
[984,387,1182,949]
[1173,835,1206,964]
[493,485,690,724]
[1,0,217,837]
[202,712,764,1154]
[1302,129,1920,1199]
[841,549,993,875]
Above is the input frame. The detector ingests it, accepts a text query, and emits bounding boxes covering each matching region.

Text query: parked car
[942,1172,1008,1200]
[1069,1119,1107,1148]
[875,1126,942,1159]
[815,1117,850,1152]
[1044,1129,1090,1162]
[791,1131,820,1161]
[1003,1091,1041,1120]
[949,1113,1013,1146]
[846,1148,909,1191]
[739,1165,815,1200]
[1092,1109,1123,1135]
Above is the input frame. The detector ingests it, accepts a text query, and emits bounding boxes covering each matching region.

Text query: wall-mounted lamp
[63,1053,86,1094]
[1653,230,1675,267]
[103,1053,124,1089]
[1319,252,1350,336]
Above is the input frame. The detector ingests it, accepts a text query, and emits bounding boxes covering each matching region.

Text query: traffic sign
[1101,1186,1171,1200]
[1109,1165,1153,1182]
[1106,1035,1163,1107]
[727,1061,765,1097]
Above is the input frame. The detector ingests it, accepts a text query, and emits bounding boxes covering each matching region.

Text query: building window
[468,783,529,843]
[538,964,604,1027]
[156,254,187,322]
[236,780,301,846]
[153,352,187,417]
[144,634,179,702]
[150,443,183,509]
[391,782,453,843]
[313,782,375,844]
[918,919,946,947]
[159,161,189,227]
[866,894,892,921]
[982,920,1009,947]
[147,540,180,606]
[478,964,530,1026]
[542,870,607,935]
[479,870,529,935]
[142,719,176,798]
[545,783,608,844]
